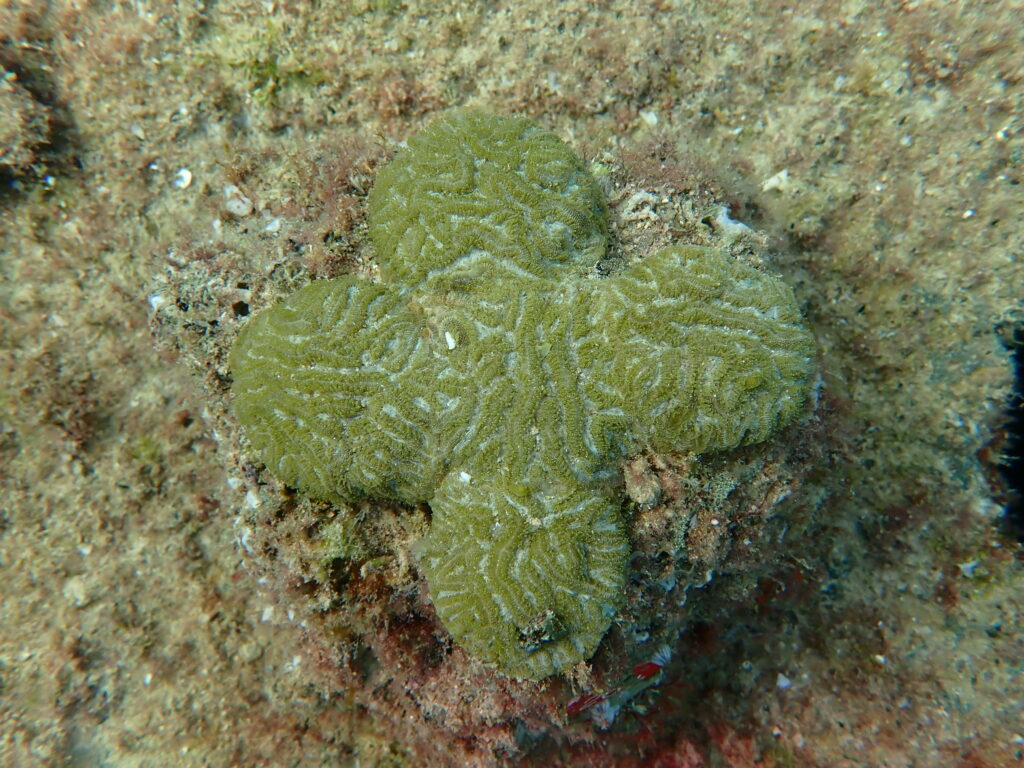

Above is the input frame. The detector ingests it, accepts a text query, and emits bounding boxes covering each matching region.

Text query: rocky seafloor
[1,1,1022,766]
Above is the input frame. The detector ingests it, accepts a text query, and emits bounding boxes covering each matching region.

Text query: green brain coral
[230,109,816,679]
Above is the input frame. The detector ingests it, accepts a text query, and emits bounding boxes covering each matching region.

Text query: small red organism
[567,692,607,717]
[633,661,664,680]
[568,645,673,723]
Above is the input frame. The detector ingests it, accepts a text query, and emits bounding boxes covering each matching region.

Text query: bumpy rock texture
[0,70,49,173]
[230,109,815,679]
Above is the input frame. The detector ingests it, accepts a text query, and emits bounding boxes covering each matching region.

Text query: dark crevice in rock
[0,32,83,199]
[997,323,1024,541]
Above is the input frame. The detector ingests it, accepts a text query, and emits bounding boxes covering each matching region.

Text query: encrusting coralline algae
[229,109,815,679]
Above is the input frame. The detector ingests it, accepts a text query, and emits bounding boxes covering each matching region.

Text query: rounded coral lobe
[421,474,628,680]
[367,108,610,294]
[229,278,451,505]
[229,109,816,680]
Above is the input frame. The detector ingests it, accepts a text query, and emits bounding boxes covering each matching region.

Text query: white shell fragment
[223,184,254,217]
[172,168,193,189]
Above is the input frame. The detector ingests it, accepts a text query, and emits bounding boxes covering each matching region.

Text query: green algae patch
[229,109,815,679]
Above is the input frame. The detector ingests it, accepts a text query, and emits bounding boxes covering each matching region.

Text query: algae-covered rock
[229,109,815,679]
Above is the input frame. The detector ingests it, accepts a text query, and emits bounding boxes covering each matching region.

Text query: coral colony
[229,109,815,679]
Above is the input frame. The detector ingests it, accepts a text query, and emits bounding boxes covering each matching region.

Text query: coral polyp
[229,109,815,679]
